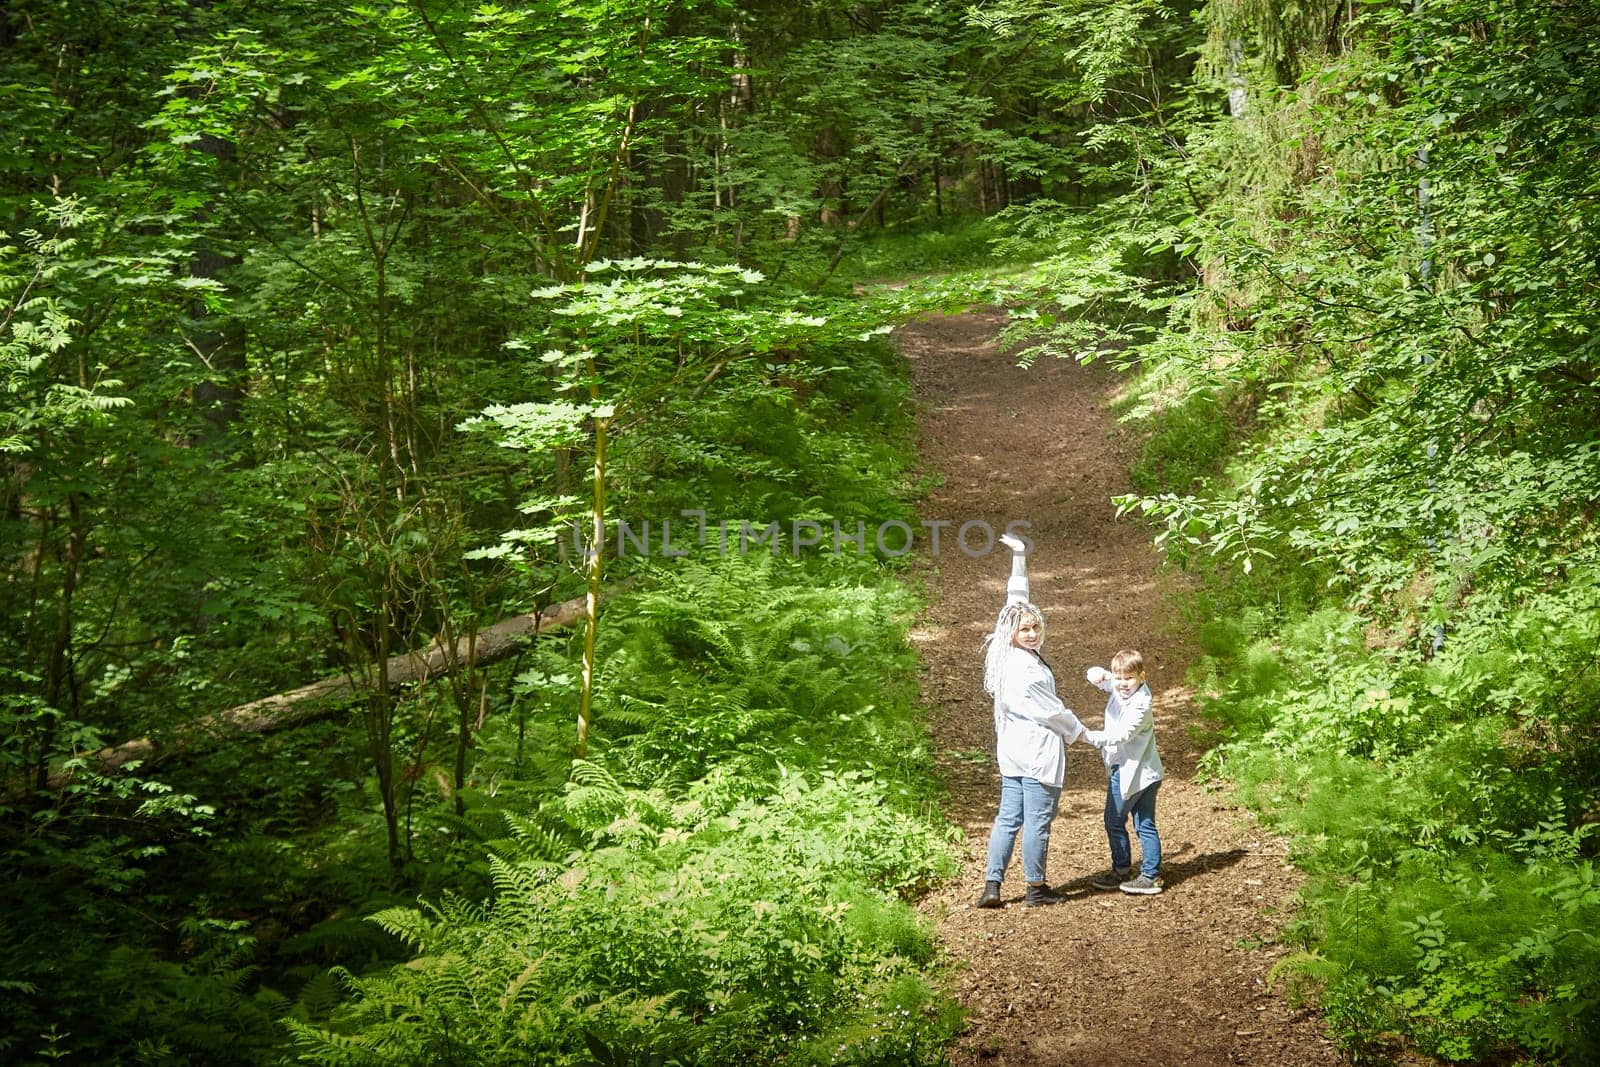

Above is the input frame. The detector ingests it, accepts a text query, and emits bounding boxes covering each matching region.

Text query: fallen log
[64,589,594,782]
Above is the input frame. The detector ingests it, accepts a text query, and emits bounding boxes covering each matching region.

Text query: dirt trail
[899,310,1343,1067]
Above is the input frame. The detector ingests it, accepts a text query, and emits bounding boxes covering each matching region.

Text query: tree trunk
[52,589,595,786]
[576,409,609,758]
[35,494,85,799]
[189,133,246,450]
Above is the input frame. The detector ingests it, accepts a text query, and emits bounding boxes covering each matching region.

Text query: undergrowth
[278,331,962,1063]
[1099,4,1600,1060]
[1182,557,1600,1064]
[1111,215,1600,1064]
[288,554,962,1065]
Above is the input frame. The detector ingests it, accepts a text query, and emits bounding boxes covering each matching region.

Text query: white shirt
[991,574,1085,788]
[1084,675,1164,806]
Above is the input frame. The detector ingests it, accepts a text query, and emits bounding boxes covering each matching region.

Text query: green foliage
[1267,840,1600,1064]
[1125,390,1245,496]
[39,0,1600,1061]
[0,200,130,450]
[1080,2,1600,1060]
[0,698,250,1064]
[1124,0,1600,599]
[1189,561,1600,1062]
[844,217,1033,281]
[2,0,1151,1062]
[290,554,959,1065]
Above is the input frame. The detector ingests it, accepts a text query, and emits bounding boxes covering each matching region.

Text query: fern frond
[283,1016,395,1066]
[568,758,624,794]
[498,953,550,1013]
[282,916,409,964]
[501,809,576,864]
[365,907,433,950]
[603,700,653,731]
[486,853,559,899]
[292,969,346,1020]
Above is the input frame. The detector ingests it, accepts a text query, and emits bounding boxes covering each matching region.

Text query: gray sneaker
[1090,867,1131,890]
[1119,873,1164,895]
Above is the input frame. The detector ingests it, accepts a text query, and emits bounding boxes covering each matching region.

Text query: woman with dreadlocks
[974,533,1087,909]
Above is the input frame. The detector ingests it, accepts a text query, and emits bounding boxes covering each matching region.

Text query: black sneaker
[1024,882,1066,907]
[975,880,1002,909]
[1090,867,1131,890]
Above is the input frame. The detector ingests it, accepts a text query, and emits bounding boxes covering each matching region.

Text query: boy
[1083,649,1165,895]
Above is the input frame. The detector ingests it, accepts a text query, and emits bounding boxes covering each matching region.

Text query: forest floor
[899,309,1345,1067]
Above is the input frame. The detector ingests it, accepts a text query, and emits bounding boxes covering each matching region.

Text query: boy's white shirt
[991,572,1086,788]
[1085,674,1164,806]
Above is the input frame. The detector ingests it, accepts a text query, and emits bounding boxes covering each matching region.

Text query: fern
[288,969,347,1022]
[561,759,629,832]
[280,915,407,967]
[499,809,579,865]
[297,544,957,1063]
[365,906,436,951]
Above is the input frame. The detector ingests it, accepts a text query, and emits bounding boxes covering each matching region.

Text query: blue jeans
[984,776,1061,884]
[1104,766,1161,879]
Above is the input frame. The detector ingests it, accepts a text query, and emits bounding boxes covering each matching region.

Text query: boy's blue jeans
[1104,765,1161,878]
[984,775,1060,885]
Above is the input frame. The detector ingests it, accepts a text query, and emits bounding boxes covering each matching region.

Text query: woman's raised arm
[1000,532,1029,606]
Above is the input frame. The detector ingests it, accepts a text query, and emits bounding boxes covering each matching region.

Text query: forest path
[899,309,1342,1066]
